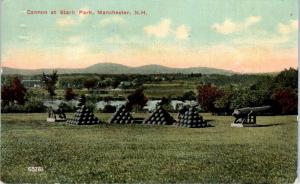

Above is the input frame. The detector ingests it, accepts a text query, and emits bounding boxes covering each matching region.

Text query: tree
[274,68,298,89]
[1,85,13,106]
[1,77,27,105]
[181,91,196,101]
[64,88,76,101]
[41,70,58,98]
[214,86,234,113]
[127,87,148,111]
[271,88,297,114]
[11,77,27,105]
[197,84,223,112]
[83,78,97,90]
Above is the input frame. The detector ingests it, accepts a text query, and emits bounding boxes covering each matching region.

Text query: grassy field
[1,113,297,183]
[31,81,198,100]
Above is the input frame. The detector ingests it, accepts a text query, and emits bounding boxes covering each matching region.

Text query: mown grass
[1,113,297,183]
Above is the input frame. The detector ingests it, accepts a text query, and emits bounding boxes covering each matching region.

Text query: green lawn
[1,113,297,183]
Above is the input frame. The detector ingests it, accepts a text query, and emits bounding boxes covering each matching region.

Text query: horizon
[2,0,298,73]
[2,62,297,74]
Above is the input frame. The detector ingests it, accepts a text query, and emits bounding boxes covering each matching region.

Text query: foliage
[1,77,27,105]
[85,101,96,112]
[97,78,113,88]
[197,84,223,112]
[127,87,148,110]
[214,86,234,113]
[101,104,117,113]
[274,68,298,89]
[58,102,76,113]
[23,98,46,113]
[41,70,58,97]
[64,88,76,101]
[181,91,196,101]
[1,98,46,113]
[83,78,97,90]
[1,85,13,106]
[11,77,27,105]
[271,88,298,114]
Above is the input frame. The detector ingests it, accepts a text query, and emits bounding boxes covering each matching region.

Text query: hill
[2,63,235,75]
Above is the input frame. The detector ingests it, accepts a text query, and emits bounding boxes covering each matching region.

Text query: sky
[1,0,298,73]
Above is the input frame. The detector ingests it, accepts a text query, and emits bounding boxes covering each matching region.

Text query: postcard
[0,0,298,183]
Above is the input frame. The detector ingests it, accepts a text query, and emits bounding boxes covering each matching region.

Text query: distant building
[22,80,41,88]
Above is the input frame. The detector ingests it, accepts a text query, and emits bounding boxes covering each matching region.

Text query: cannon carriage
[47,104,67,122]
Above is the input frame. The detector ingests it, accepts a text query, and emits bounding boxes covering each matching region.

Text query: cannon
[47,105,66,122]
[232,106,271,124]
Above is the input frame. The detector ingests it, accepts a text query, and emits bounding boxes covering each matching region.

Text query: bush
[1,103,25,113]
[1,98,46,113]
[59,102,76,113]
[64,88,76,101]
[181,91,196,101]
[23,98,46,113]
[102,105,116,113]
[85,102,96,112]
[271,88,297,114]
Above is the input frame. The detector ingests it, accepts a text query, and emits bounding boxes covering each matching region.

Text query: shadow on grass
[254,123,283,127]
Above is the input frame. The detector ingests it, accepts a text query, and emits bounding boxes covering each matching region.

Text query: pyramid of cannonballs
[177,106,206,128]
[108,104,134,124]
[67,96,101,125]
[143,105,175,125]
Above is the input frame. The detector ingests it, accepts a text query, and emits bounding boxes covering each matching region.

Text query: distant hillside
[2,63,235,75]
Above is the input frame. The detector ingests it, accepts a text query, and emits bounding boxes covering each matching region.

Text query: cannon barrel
[232,105,271,117]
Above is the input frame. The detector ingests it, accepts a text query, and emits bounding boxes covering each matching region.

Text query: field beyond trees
[1,113,297,183]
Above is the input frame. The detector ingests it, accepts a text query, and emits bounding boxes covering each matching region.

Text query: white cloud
[99,16,126,27]
[144,19,190,40]
[56,16,79,27]
[56,7,90,27]
[175,25,190,40]
[18,36,29,41]
[278,19,298,35]
[144,19,172,38]
[79,7,90,20]
[212,16,261,34]
[19,24,27,28]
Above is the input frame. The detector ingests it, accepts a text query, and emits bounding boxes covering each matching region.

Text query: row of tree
[1,68,298,115]
[196,68,297,114]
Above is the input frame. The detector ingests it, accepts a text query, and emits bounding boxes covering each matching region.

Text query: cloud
[278,19,298,35]
[56,16,79,27]
[56,7,90,27]
[19,24,27,28]
[79,7,90,20]
[144,19,172,38]
[18,36,29,41]
[175,25,190,40]
[144,19,190,40]
[99,16,126,27]
[212,16,261,34]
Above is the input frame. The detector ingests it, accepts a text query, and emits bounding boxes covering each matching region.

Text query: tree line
[1,68,297,115]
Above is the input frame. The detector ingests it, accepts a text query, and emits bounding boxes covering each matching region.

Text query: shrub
[85,101,96,112]
[1,104,25,113]
[23,98,46,113]
[102,105,116,113]
[271,88,297,114]
[64,88,76,101]
[59,102,76,113]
